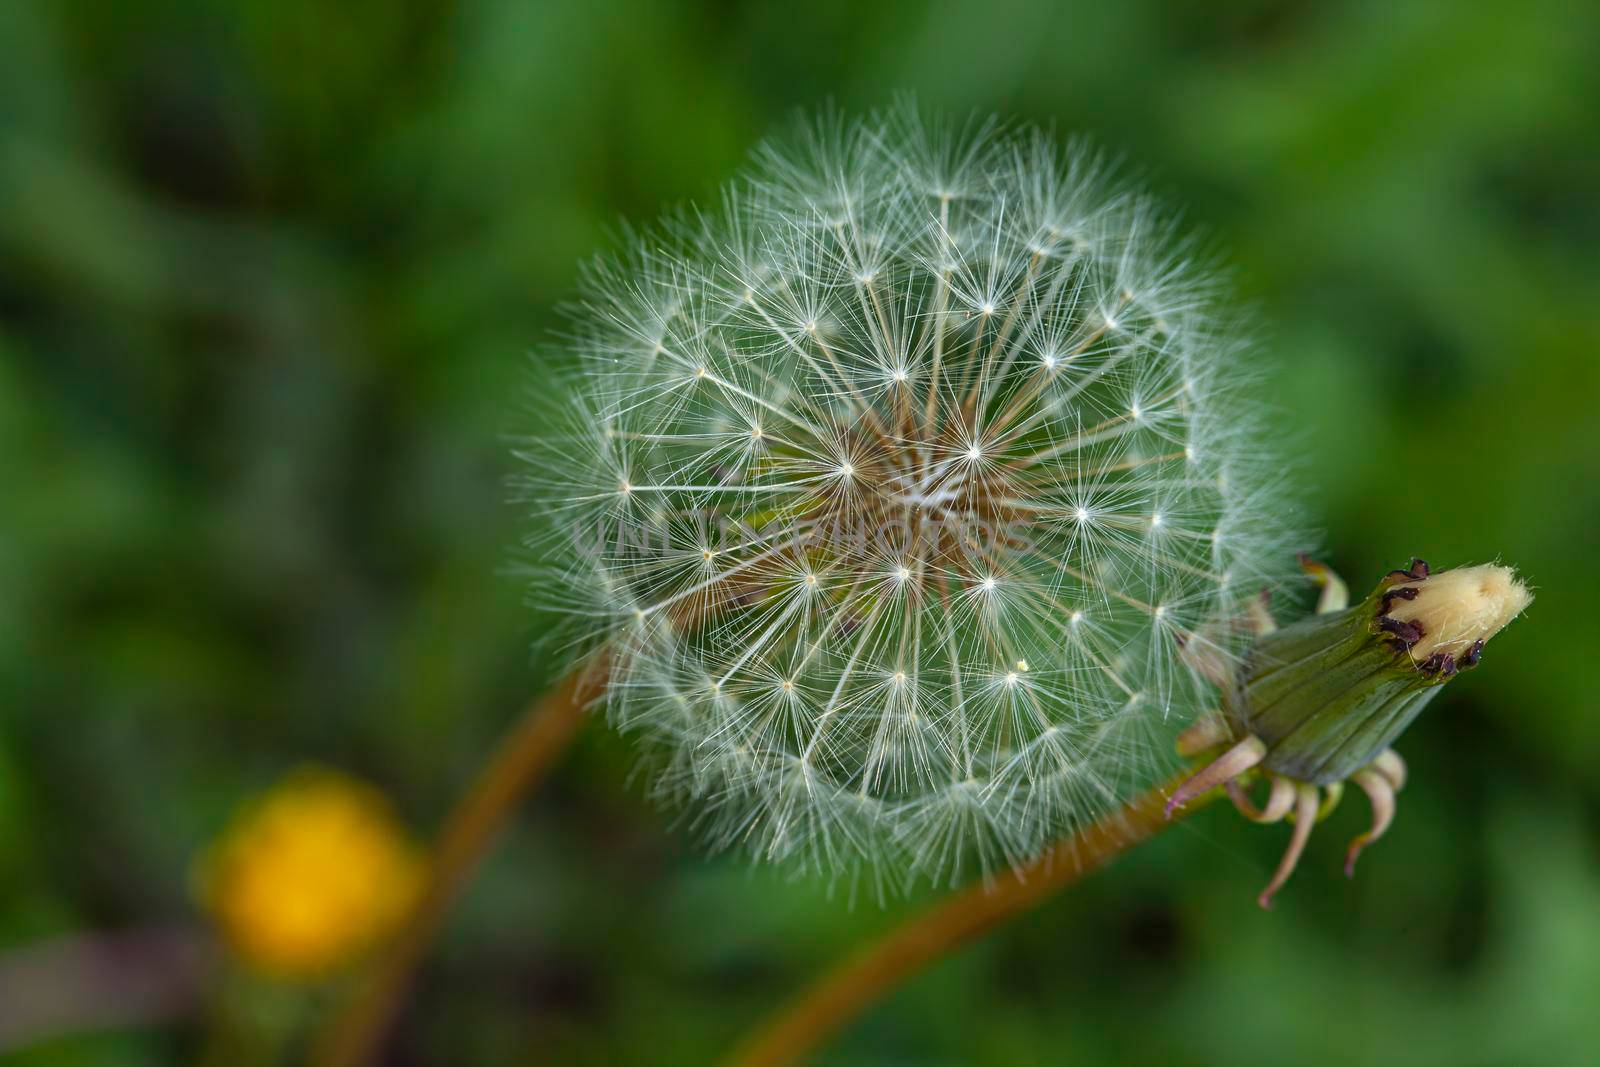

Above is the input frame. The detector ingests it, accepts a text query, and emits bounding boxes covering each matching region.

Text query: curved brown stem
[724,772,1215,1067]
[316,658,607,1067]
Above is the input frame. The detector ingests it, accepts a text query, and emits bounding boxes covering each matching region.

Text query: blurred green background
[3,0,1598,1063]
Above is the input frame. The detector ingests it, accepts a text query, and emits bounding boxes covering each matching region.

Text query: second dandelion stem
[316,658,606,1067]
[724,772,1216,1067]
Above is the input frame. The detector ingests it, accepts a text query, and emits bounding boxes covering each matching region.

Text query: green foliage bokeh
[2,1,1597,1064]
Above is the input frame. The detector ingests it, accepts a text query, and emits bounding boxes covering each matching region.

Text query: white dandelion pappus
[521,109,1297,891]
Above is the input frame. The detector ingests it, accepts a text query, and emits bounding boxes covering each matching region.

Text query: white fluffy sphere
[523,109,1296,890]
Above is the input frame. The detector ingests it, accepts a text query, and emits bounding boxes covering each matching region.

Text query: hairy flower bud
[523,108,1297,888]
[1232,559,1531,784]
[1168,557,1531,906]
[1380,561,1531,666]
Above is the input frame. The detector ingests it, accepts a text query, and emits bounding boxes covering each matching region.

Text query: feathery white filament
[522,108,1295,891]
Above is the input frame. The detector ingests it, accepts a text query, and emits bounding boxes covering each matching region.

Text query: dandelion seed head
[520,106,1299,890]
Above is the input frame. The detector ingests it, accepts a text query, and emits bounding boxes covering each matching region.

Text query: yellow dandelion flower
[200,767,424,979]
